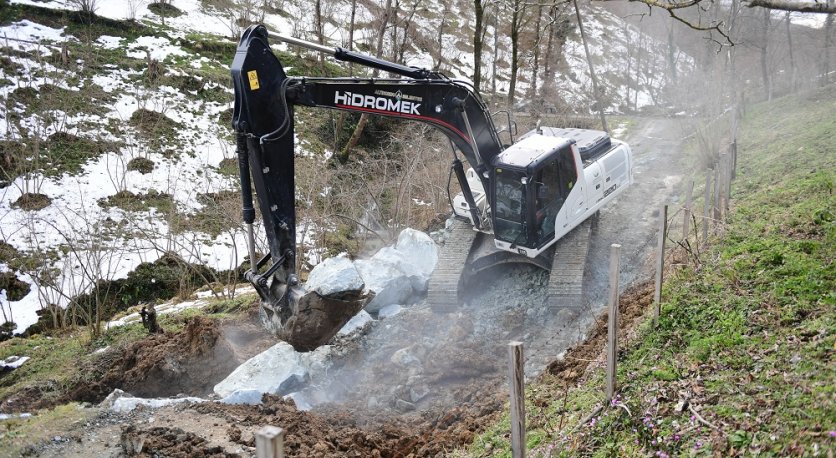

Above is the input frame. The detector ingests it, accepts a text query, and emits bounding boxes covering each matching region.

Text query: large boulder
[213,342,308,398]
[355,258,413,314]
[304,255,365,296]
[372,229,438,293]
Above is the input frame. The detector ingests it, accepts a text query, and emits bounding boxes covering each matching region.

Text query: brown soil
[115,393,501,458]
[547,280,654,384]
[68,317,269,404]
[102,283,657,457]
[13,192,51,211]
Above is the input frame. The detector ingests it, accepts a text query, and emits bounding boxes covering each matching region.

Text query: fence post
[702,170,711,245]
[653,205,667,326]
[731,141,737,180]
[508,341,526,458]
[683,180,694,240]
[712,164,721,224]
[256,426,286,458]
[606,243,622,403]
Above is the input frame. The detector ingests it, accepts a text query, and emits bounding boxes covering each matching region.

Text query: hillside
[456,84,835,457]
[0,0,697,335]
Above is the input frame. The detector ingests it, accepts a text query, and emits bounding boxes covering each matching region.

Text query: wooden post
[712,164,721,223]
[653,205,667,325]
[720,154,729,218]
[731,141,737,180]
[723,153,734,214]
[702,170,711,245]
[256,426,285,458]
[508,341,526,458]
[606,244,622,403]
[682,180,694,240]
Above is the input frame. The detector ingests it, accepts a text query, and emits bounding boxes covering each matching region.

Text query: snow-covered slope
[0,0,693,333]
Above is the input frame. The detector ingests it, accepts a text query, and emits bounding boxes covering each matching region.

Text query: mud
[0,316,274,413]
[547,280,654,382]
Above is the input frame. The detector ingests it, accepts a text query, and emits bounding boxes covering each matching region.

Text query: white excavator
[230,25,633,351]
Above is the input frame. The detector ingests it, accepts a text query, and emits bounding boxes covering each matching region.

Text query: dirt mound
[186,394,500,457]
[547,280,653,383]
[70,316,239,403]
[121,425,236,457]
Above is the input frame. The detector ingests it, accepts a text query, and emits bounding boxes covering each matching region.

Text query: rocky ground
[11,117,694,457]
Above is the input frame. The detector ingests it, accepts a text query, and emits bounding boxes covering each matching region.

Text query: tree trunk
[785,11,796,92]
[507,0,523,106]
[542,4,557,100]
[341,0,393,161]
[435,3,448,71]
[667,21,677,84]
[761,8,772,100]
[492,7,500,96]
[473,0,484,94]
[572,0,608,132]
[529,3,543,100]
[315,0,324,66]
[825,1,834,85]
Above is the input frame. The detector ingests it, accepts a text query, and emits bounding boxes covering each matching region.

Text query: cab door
[558,145,583,230]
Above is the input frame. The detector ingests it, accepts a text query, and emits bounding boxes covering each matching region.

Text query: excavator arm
[231,25,503,350]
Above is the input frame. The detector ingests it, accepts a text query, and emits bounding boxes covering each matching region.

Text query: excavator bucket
[266,288,370,352]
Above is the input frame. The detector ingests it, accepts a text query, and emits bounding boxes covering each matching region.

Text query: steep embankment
[458,85,835,457]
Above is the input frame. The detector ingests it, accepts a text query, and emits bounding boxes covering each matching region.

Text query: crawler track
[426,219,477,311]
[548,219,593,309]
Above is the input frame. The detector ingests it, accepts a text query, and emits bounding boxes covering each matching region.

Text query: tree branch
[745,0,836,13]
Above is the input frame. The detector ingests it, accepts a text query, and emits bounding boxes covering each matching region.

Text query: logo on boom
[334,91,421,115]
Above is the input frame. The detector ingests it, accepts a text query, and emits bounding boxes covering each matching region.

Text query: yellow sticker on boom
[247,70,260,90]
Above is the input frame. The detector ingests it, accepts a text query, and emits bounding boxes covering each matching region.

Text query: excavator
[231,25,633,352]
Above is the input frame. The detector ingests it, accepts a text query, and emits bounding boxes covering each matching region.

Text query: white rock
[355,258,413,314]
[284,392,313,411]
[395,228,438,277]
[99,388,128,410]
[372,229,438,293]
[220,389,263,405]
[390,347,421,368]
[110,396,204,413]
[304,255,364,296]
[338,310,374,335]
[213,342,309,398]
[378,304,403,319]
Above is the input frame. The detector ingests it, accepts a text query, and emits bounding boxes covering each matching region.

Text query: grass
[97,189,175,215]
[457,84,836,457]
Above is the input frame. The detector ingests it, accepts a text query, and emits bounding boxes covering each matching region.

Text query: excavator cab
[491,135,578,253]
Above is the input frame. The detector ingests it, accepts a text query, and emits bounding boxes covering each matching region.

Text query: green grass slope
[458,84,835,457]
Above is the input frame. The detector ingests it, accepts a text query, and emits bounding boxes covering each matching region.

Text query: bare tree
[507,0,529,106]
[473,0,487,93]
[126,0,146,21]
[340,0,394,161]
[573,0,608,132]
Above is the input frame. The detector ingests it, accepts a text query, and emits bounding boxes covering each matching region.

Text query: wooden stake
[683,180,694,240]
[712,165,721,223]
[702,170,711,245]
[606,243,622,403]
[256,426,285,458]
[731,141,737,180]
[508,341,526,458]
[653,205,667,325]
